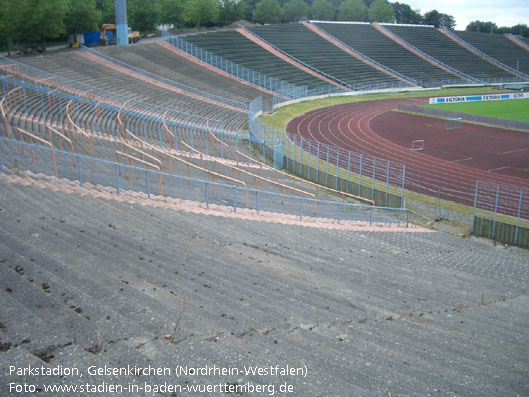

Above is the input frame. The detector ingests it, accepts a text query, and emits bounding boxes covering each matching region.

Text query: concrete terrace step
[1,175,528,395]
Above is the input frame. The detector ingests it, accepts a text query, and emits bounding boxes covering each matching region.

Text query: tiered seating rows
[454,30,529,75]
[249,24,403,88]
[20,53,246,133]
[184,30,332,91]
[385,25,513,80]
[316,23,456,87]
[98,43,270,104]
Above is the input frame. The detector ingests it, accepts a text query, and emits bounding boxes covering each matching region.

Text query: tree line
[0,0,527,55]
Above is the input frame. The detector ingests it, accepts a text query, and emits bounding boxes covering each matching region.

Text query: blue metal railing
[0,138,410,226]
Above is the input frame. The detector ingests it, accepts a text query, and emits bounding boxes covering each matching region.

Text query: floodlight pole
[114,0,129,46]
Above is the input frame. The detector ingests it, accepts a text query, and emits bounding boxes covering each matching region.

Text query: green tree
[0,0,24,55]
[511,24,529,37]
[466,21,498,33]
[159,0,185,28]
[183,0,220,27]
[282,0,308,22]
[368,0,393,22]
[310,0,334,20]
[65,0,100,42]
[439,13,455,30]
[219,0,245,26]
[338,0,367,21]
[392,2,421,24]
[253,0,282,24]
[23,0,68,51]
[95,0,114,24]
[241,0,259,22]
[128,0,161,34]
[422,9,455,29]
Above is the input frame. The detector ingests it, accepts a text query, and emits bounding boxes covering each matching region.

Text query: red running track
[287,97,529,207]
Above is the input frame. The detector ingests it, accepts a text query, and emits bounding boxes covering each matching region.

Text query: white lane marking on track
[451,157,473,163]
[488,166,510,172]
[498,147,529,155]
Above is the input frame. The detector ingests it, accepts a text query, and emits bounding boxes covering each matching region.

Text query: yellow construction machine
[100,24,140,45]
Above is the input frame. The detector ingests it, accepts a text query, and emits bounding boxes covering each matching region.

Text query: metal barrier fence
[164,36,346,99]
[472,180,529,247]
[398,103,529,131]
[80,45,248,112]
[0,138,410,226]
[248,97,406,207]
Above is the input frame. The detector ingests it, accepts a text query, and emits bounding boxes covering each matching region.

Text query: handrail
[0,56,226,131]
[65,100,93,157]
[206,120,231,160]
[16,127,57,177]
[117,109,249,206]
[116,151,163,194]
[179,139,318,216]
[0,95,10,138]
[4,84,23,113]
[122,141,164,172]
[45,124,76,168]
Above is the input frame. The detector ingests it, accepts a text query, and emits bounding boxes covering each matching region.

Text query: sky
[403,0,529,30]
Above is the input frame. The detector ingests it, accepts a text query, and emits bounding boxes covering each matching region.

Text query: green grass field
[424,98,529,122]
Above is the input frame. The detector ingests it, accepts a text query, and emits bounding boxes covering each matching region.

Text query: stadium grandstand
[1,20,529,396]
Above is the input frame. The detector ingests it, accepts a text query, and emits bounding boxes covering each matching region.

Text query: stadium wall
[473,217,529,249]
[429,92,529,104]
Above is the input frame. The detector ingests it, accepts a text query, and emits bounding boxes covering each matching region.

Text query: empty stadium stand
[97,42,270,105]
[183,30,335,92]
[248,23,407,89]
[384,24,516,82]
[2,23,529,396]
[452,31,529,76]
[314,22,458,87]
[1,173,528,395]
[18,52,247,133]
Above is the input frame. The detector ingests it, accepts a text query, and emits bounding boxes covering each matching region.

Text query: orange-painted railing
[16,127,57,177]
